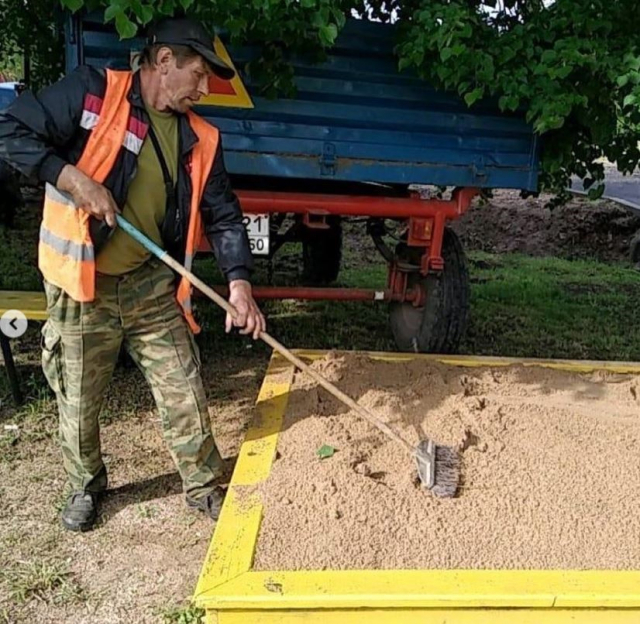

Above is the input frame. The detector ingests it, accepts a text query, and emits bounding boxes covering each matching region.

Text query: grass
[189,248,640,362]
[0,559,86,606]
[463,252,640,360]
[0,371,58,459]
[0,207,41,291]
[155,602,205,624]
[4,209,640,371]
[137,503,157,519]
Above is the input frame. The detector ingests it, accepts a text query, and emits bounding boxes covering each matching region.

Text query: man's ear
[155,46,174,73]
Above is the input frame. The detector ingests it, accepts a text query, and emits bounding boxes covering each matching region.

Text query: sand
[250,353,640,571]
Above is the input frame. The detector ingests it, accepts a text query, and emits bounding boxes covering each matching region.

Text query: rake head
[414,439,460,498]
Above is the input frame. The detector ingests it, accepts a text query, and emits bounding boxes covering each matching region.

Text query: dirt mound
[451,190,640,262]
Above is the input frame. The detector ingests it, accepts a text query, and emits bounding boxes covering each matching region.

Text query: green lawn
[3,212,640,367]
[188,249,640,362]
[463,252,640,360]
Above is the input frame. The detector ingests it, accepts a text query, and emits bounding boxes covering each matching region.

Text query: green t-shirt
[96,105,179,276]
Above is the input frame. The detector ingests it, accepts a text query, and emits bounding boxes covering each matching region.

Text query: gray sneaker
[60,492,99,532]
[186,487,226,521]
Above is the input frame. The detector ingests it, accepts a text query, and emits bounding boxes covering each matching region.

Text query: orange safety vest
[38,69,219,333]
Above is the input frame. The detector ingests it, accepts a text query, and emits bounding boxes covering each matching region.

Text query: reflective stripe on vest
[40,225,95,261]
[38,70,133,302]
[38,69,220,334]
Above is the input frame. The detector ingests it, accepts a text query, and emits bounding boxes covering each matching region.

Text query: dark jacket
[0,66,253,282]
[0,158,22,227]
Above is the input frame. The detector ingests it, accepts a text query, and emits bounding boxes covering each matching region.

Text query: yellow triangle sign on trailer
[200,36,254,109]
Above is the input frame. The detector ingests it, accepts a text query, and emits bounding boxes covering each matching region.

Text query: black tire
[302,217,342,284]
[389,227,470,353]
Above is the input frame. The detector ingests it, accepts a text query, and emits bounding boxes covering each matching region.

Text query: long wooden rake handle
[117,214,416,456]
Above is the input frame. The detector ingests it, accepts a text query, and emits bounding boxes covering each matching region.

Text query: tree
[8,0,640,198]
[393,0,640,201]
[0,0,65,90]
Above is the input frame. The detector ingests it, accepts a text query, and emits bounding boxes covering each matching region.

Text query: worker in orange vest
[0,16,265,532]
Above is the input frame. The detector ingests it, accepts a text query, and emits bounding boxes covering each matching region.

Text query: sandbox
[194,351,640,623]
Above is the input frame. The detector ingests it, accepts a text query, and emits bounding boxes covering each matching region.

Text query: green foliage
[1,559,86,606]
[394,0,640,199]
[157,602,205,624]
[0,52,22,81]
[3,0,640,196]
[0,0,65,90]
[59,0,348,98]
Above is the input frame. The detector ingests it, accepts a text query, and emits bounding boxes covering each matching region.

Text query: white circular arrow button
[1,310,28,338]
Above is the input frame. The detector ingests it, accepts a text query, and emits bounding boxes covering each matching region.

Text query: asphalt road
[571,163,640,209]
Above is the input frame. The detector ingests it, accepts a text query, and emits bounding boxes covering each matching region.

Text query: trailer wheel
[302,217,342,284]
[389,228,470,353]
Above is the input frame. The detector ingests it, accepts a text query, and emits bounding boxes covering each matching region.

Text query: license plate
[243,213,269,255]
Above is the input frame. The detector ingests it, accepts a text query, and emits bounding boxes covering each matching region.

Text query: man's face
[160,52,212,113]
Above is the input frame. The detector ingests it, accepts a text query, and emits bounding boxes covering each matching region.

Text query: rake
[118,214,460,497]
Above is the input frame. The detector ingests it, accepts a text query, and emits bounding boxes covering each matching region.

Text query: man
[0,16,265,532]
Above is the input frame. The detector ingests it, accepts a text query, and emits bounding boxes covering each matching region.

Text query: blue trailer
[66,12,540,353]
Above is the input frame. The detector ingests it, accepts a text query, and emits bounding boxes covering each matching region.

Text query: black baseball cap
[146,17,235,80]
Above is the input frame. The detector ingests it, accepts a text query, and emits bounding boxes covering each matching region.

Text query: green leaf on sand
[317,444,336,459]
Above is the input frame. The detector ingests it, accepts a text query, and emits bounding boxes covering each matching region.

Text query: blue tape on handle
[116,214,167,260]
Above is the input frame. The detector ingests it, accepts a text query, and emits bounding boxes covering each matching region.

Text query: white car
[0,82,20,111]
[0,82,25,227]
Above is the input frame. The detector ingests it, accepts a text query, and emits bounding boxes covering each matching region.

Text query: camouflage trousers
[41,258,223,499]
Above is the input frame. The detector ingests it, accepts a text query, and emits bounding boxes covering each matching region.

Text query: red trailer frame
[198,187,479,308]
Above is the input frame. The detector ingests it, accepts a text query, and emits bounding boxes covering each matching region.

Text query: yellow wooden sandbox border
[194,350,640,623]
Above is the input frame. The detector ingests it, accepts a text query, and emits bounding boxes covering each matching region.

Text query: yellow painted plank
[232,354,294,486]
[194,354,295,599]
[0,290,47,320]
[213,608,640,624]
[194,488,263,597]
[202,570,640,610]
[204,612,218,624]
[290,349,640,374]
